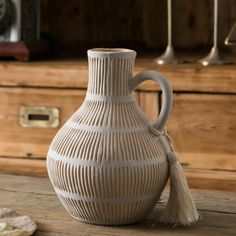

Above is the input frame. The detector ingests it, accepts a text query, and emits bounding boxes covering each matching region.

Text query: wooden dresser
[0,57,235,191]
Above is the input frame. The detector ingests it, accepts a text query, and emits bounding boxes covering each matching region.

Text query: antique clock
[0,0,48,61]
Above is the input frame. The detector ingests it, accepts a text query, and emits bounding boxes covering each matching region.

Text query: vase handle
[129,70,173,131]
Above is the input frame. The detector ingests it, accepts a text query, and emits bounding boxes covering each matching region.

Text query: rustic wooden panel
[0,88,86,159]
[167,93,236,171]
[40,0,236,54]
[184,168,236,191]
[1,58,236,93]
[0,158,47,176]
[137,92,236,190]
[137,91,159,122]
[0,59,89,89]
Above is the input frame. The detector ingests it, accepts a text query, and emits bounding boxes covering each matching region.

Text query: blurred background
[40,0,236,56]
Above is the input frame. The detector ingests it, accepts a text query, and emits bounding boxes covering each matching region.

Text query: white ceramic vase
[47,48,173,225]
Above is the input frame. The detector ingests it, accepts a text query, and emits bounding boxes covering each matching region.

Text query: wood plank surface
[0,158,47,176]
[167,94,236,158]
[0,174,235,236]
[0,87,86,158]
[184,168,236,192]
[0,58,236,93]
[137,91,159,123]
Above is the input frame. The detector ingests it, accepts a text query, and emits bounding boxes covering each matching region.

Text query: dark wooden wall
[40,0,236,56]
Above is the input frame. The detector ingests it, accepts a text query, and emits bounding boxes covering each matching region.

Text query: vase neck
[87,54,136,97]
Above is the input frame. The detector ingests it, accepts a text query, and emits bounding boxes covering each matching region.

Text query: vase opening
[88,48,136,58]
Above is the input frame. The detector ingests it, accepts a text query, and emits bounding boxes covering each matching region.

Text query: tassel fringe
[162,151,200,226]
[150,127,200,226]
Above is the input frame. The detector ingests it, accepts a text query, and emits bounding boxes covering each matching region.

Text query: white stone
[0,222,12,231]
[0,209,17,219]
[0,208,37,236]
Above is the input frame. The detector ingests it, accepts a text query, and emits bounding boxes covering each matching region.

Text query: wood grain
[137,92,159,122]
[136,62,236,93]
[0,174,235,235]
[141,92,236,191]
[0,58,236,93]
[167,94,236,158]
[0,87,86,159]
[138,92,236,170]
[167,93,236,191]
[184,168,236,191]
[0,158,47,176]
[40,0,236,54]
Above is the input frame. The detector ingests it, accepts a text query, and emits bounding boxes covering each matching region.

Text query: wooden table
[0,173,235,236]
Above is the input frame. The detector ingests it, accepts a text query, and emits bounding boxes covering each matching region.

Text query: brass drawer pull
[20,106,60,128]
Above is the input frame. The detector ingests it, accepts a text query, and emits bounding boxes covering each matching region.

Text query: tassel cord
[150,127,200,226]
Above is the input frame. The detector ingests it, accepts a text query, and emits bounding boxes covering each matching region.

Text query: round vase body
[47,49,169,225]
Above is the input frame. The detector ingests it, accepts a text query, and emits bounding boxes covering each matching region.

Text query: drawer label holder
[20,106,60,128]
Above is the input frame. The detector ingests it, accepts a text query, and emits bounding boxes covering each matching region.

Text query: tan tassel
[162,130,200,226]
[163,150,200,226]
[150,127,200,226]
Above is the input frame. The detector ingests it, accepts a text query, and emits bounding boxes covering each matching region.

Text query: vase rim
[88,48,137,58]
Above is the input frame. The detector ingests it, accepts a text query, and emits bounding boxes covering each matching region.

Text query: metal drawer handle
[20,106,60,128]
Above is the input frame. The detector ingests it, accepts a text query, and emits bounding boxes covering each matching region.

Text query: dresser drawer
[138,92,236,191]
[0,87,86,173]
[137,92,236,165]
[167,93,236,168]
[166,93,236,190]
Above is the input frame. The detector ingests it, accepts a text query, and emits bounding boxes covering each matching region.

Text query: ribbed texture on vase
[87,57,135,96]
[47,52,169,225]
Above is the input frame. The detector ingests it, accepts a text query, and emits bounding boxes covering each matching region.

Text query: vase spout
[87,48,137,97]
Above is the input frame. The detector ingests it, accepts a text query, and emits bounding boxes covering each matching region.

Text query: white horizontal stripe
[85,93,134,102]
[55,187,157,203]
[47,149,166,168]
[65,121,148,133]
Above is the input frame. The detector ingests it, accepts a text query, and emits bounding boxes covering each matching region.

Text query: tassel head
[150,127,200,226]
[162,151,200,226]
